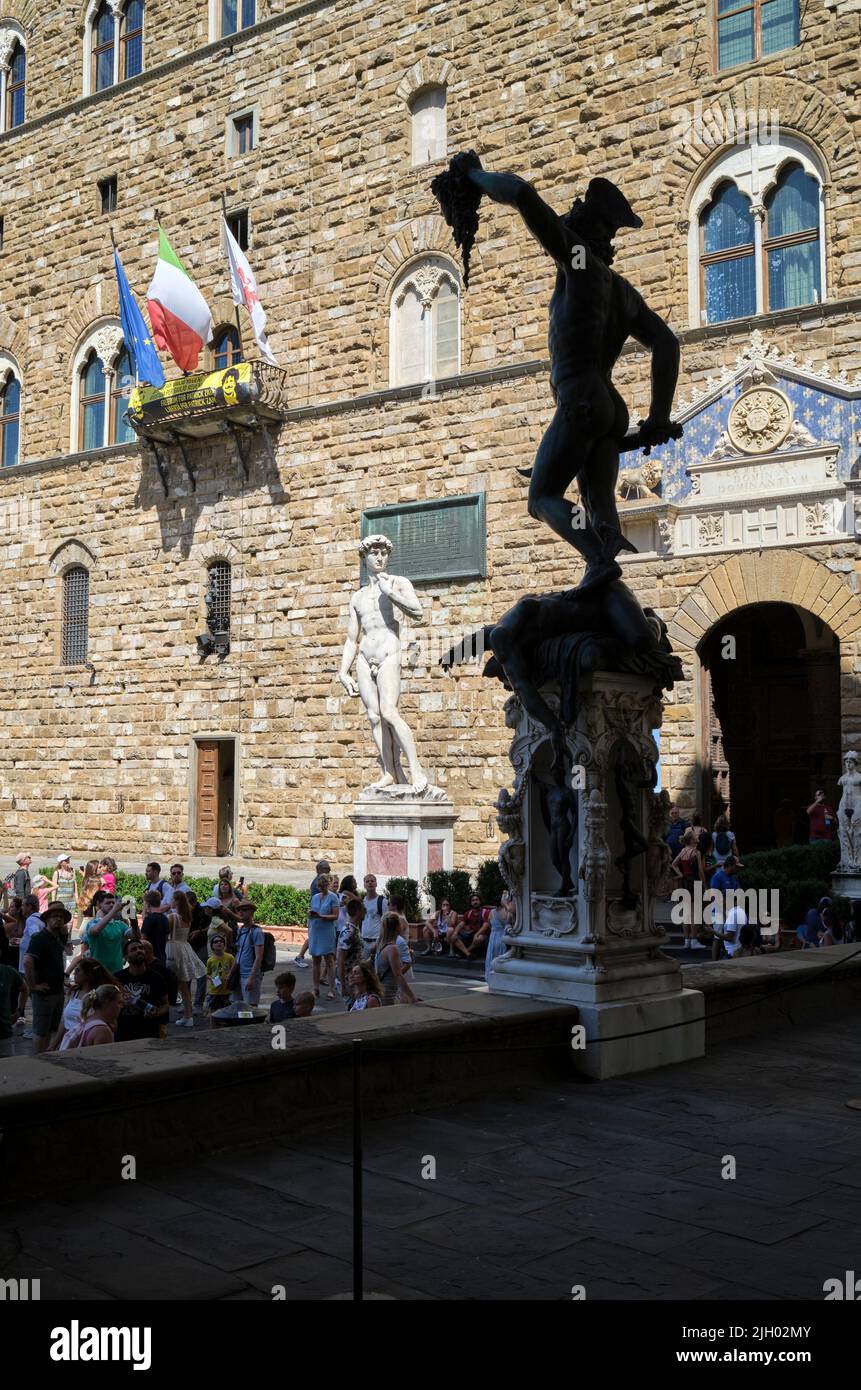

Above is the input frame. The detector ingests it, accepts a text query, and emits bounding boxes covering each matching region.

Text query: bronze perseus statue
[433,152,683,591]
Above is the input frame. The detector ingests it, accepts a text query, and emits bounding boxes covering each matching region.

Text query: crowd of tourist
[663,804,857,961]
[0,852,515,1056]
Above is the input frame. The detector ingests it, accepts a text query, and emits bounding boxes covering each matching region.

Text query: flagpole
[110,226,141,388]
[221,192,246,358]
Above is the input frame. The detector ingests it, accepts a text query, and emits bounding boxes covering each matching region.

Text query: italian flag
[146,228,214,373]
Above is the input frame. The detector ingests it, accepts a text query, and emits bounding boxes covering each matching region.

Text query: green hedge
[46,869,311,926]
[424,869,473,915]
[737,842,840,927]
[475,858,507,907]
[384,876,421,923]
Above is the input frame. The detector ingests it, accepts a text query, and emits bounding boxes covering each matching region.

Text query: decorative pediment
[675,329,861,418]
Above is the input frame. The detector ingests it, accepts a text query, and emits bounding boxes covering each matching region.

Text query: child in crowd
[268,970,297,1022]
[98,857,117,896]
[205,934,235,1023]
[293,991,315,1018]
[31,874,50,915]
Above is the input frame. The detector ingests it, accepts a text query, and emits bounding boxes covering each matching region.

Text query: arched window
[700,183,756,325]
[111,347,136,444]
[0,370,20,468]
[688,137,825,326]
[410,85,446,166]
[0,28,26,133]
[92,2,115,91]
[75,329,135,452]
[212,325,243,371]
[764,164,822,312]
[5,40,24,128]
[120,0,144,81]
[206,560,231,637]
[715,0,800,72]
[390,257,460,387]
[221,0,256,37]
[62,566,90,666]
[80,352,106,450]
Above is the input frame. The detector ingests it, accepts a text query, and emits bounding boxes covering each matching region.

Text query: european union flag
[113,248,165,388]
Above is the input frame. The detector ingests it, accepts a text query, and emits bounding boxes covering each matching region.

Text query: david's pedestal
[350,785,458,889]
[490,671,704,1080]
[830,870,861,903]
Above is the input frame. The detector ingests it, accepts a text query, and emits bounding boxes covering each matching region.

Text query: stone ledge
[682,944,861,1043]
[0,994,576,1192]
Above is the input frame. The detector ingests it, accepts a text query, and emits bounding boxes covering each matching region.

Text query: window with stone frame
[715,0,800,71]
[689,138,825,327]
[4,38,25,129]
[212,325,243,371]
[91,1,116,91]
[120,0,145,81]
[229,110,256,156]
[390,257,460,388]
[77,335,135,451]
[206,560,231,637]
[409,85,447,166]
[0,368,20,468]
[221,0,255,37]
[62,566,90,666]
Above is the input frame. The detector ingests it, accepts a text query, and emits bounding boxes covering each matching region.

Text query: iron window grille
[207,561,231,636]
[62,567,89,665]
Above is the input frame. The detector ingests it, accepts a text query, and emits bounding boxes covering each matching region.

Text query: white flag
[223,219,278,366]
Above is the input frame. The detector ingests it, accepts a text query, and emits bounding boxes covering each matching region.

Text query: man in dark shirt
[664,805,688,859]
[141,890,170,965]
[115,939,169,1042]
[24,903,71,1053]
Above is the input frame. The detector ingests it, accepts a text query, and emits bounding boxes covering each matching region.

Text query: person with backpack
[360,873,388,959]
[143,861,169,906]
[5,853,31,905]
[711,815,740,870]
[229,899,266,1007]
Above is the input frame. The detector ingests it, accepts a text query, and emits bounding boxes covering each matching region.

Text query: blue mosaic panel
[651,374,859,502]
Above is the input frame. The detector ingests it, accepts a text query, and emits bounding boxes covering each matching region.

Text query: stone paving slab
[1,1012,859,1300]
[517,1235,726,1300]
[564,1169,826,1245]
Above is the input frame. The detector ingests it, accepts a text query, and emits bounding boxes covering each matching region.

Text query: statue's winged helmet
[566,177,643,233]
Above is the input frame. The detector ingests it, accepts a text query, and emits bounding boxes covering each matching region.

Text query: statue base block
[350,794,458,890]
[489,669,705,1079]
[831,870,861,902]
[490,942,704,1079]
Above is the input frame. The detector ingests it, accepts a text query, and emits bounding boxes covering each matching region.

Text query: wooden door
[195,741,220,856]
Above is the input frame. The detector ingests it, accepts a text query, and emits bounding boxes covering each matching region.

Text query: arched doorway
[698,603,841,851]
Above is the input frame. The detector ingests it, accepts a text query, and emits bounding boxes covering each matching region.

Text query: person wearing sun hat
[23,901,72,1054]
[229,899,265,1007]
[50,854,80,931]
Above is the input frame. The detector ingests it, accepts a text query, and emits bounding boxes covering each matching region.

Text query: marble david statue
[339,534,440,797]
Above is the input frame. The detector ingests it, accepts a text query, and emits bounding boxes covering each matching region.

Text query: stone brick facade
[0,0,859,874]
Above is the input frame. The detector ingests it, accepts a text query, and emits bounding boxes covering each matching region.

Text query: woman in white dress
[167,890,206,1027]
